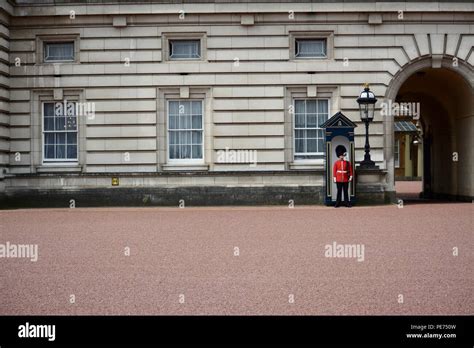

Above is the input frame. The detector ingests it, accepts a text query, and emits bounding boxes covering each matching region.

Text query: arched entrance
[384,57,473,201]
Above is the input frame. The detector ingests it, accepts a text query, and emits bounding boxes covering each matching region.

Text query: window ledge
[36,62,80,66]
[37,165,82,173]
[161,164,209,172]
[289,162,324,170]
[294,57,328,60]
[167,59,202,62]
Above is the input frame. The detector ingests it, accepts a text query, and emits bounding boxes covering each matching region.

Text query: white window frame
[42,101,78,163]
[395,138,400,168]
[169,39,201,60]
[293,98,330,160]
[295,38,327,59]
[167,99,205,164]
[162,32,207,62]
[43,41,75,62]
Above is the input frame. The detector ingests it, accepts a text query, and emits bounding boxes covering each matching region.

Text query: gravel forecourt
[0,202,472,315]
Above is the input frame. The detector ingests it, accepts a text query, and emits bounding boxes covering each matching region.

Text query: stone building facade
[0,0,472,207]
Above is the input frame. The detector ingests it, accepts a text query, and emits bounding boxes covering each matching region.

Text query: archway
[384,57,473,202]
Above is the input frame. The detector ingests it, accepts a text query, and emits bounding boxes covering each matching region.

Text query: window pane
[170,40,200,59]
[44,42,74,61]
[169,131,177,145]
[307,138,317,153]
[307,114,317,128]
[191,101,202,115]
[192,145,202,159]
[169,145,177,159]
[295,113,305,128]
[55,144,66,158]
[169,115,178,130]
[169,101,179,116]
[186,131,193,144]
[318,137,324,153]
[66,132,77,145]
[44,103,55,116]
[318,100,328,127]
[45,145,55,159]
[185,115,193,129]
[181,101,191,115]
[307,129,317,139]
[67,145,77,159]
[44,133,55,145]
[65,116,77,130]
[192,131,202,144]
[306,100,317,114]
[65,102,76,116]
[56,133,66,145]
[179,115,191,129]
[295,100,305,114]
[44,117,54,131]
[295,138,304,153]
[296,39,326,58]
[192,115,202,129]
[55,116,65,130]
[317,100,328,114]
[182,145,191,159]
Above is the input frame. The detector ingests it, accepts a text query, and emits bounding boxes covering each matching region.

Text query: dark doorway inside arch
[394,67,473,203]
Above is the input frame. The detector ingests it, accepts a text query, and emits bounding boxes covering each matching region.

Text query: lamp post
[357,83,377,168]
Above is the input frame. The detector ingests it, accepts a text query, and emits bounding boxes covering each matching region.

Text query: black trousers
[336,182,350,206]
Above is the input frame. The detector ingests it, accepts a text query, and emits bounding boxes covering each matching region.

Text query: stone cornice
[10,1,474,17]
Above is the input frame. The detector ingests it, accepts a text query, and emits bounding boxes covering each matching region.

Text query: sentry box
[321,112,357,206]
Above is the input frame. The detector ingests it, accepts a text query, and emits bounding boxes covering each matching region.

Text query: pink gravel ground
[0,202,472,315]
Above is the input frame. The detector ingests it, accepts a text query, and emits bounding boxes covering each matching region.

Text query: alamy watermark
[324,241,365,262]
[18,322,55,341]
[216,147,257,167]
[0,241,38,262]
[55,99,96,120]
[380,99,420,119]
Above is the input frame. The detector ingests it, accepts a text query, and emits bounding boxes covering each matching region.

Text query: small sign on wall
[112,177,119,186]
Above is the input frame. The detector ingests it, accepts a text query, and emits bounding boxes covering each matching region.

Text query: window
[169,40,201,59]
[289,32,333,61]
[42,101,78,162]
[36,34,80,64]
[394,139,400,168]
[294,99,328,160]
[44,42,74,62]
[163,33,207,62]
[168,100,203,161]
[295,39,327,58]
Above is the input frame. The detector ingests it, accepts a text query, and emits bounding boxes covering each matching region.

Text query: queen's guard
[333,145,353,207]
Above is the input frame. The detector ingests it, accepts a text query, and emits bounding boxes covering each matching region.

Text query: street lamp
[357,83,377,168]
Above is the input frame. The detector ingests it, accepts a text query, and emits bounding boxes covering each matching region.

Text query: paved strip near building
[0,203,472,315]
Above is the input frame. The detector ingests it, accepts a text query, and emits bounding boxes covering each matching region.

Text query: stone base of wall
[0,186,401,209]
[0,170,399,209]
[0,186,326,209]
[355,168,395,205]
[356,188,396,205]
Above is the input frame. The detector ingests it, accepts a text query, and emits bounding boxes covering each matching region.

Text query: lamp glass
[357,87,377,121]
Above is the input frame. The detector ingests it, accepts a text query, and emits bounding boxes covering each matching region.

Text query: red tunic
[333,159,353,183]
